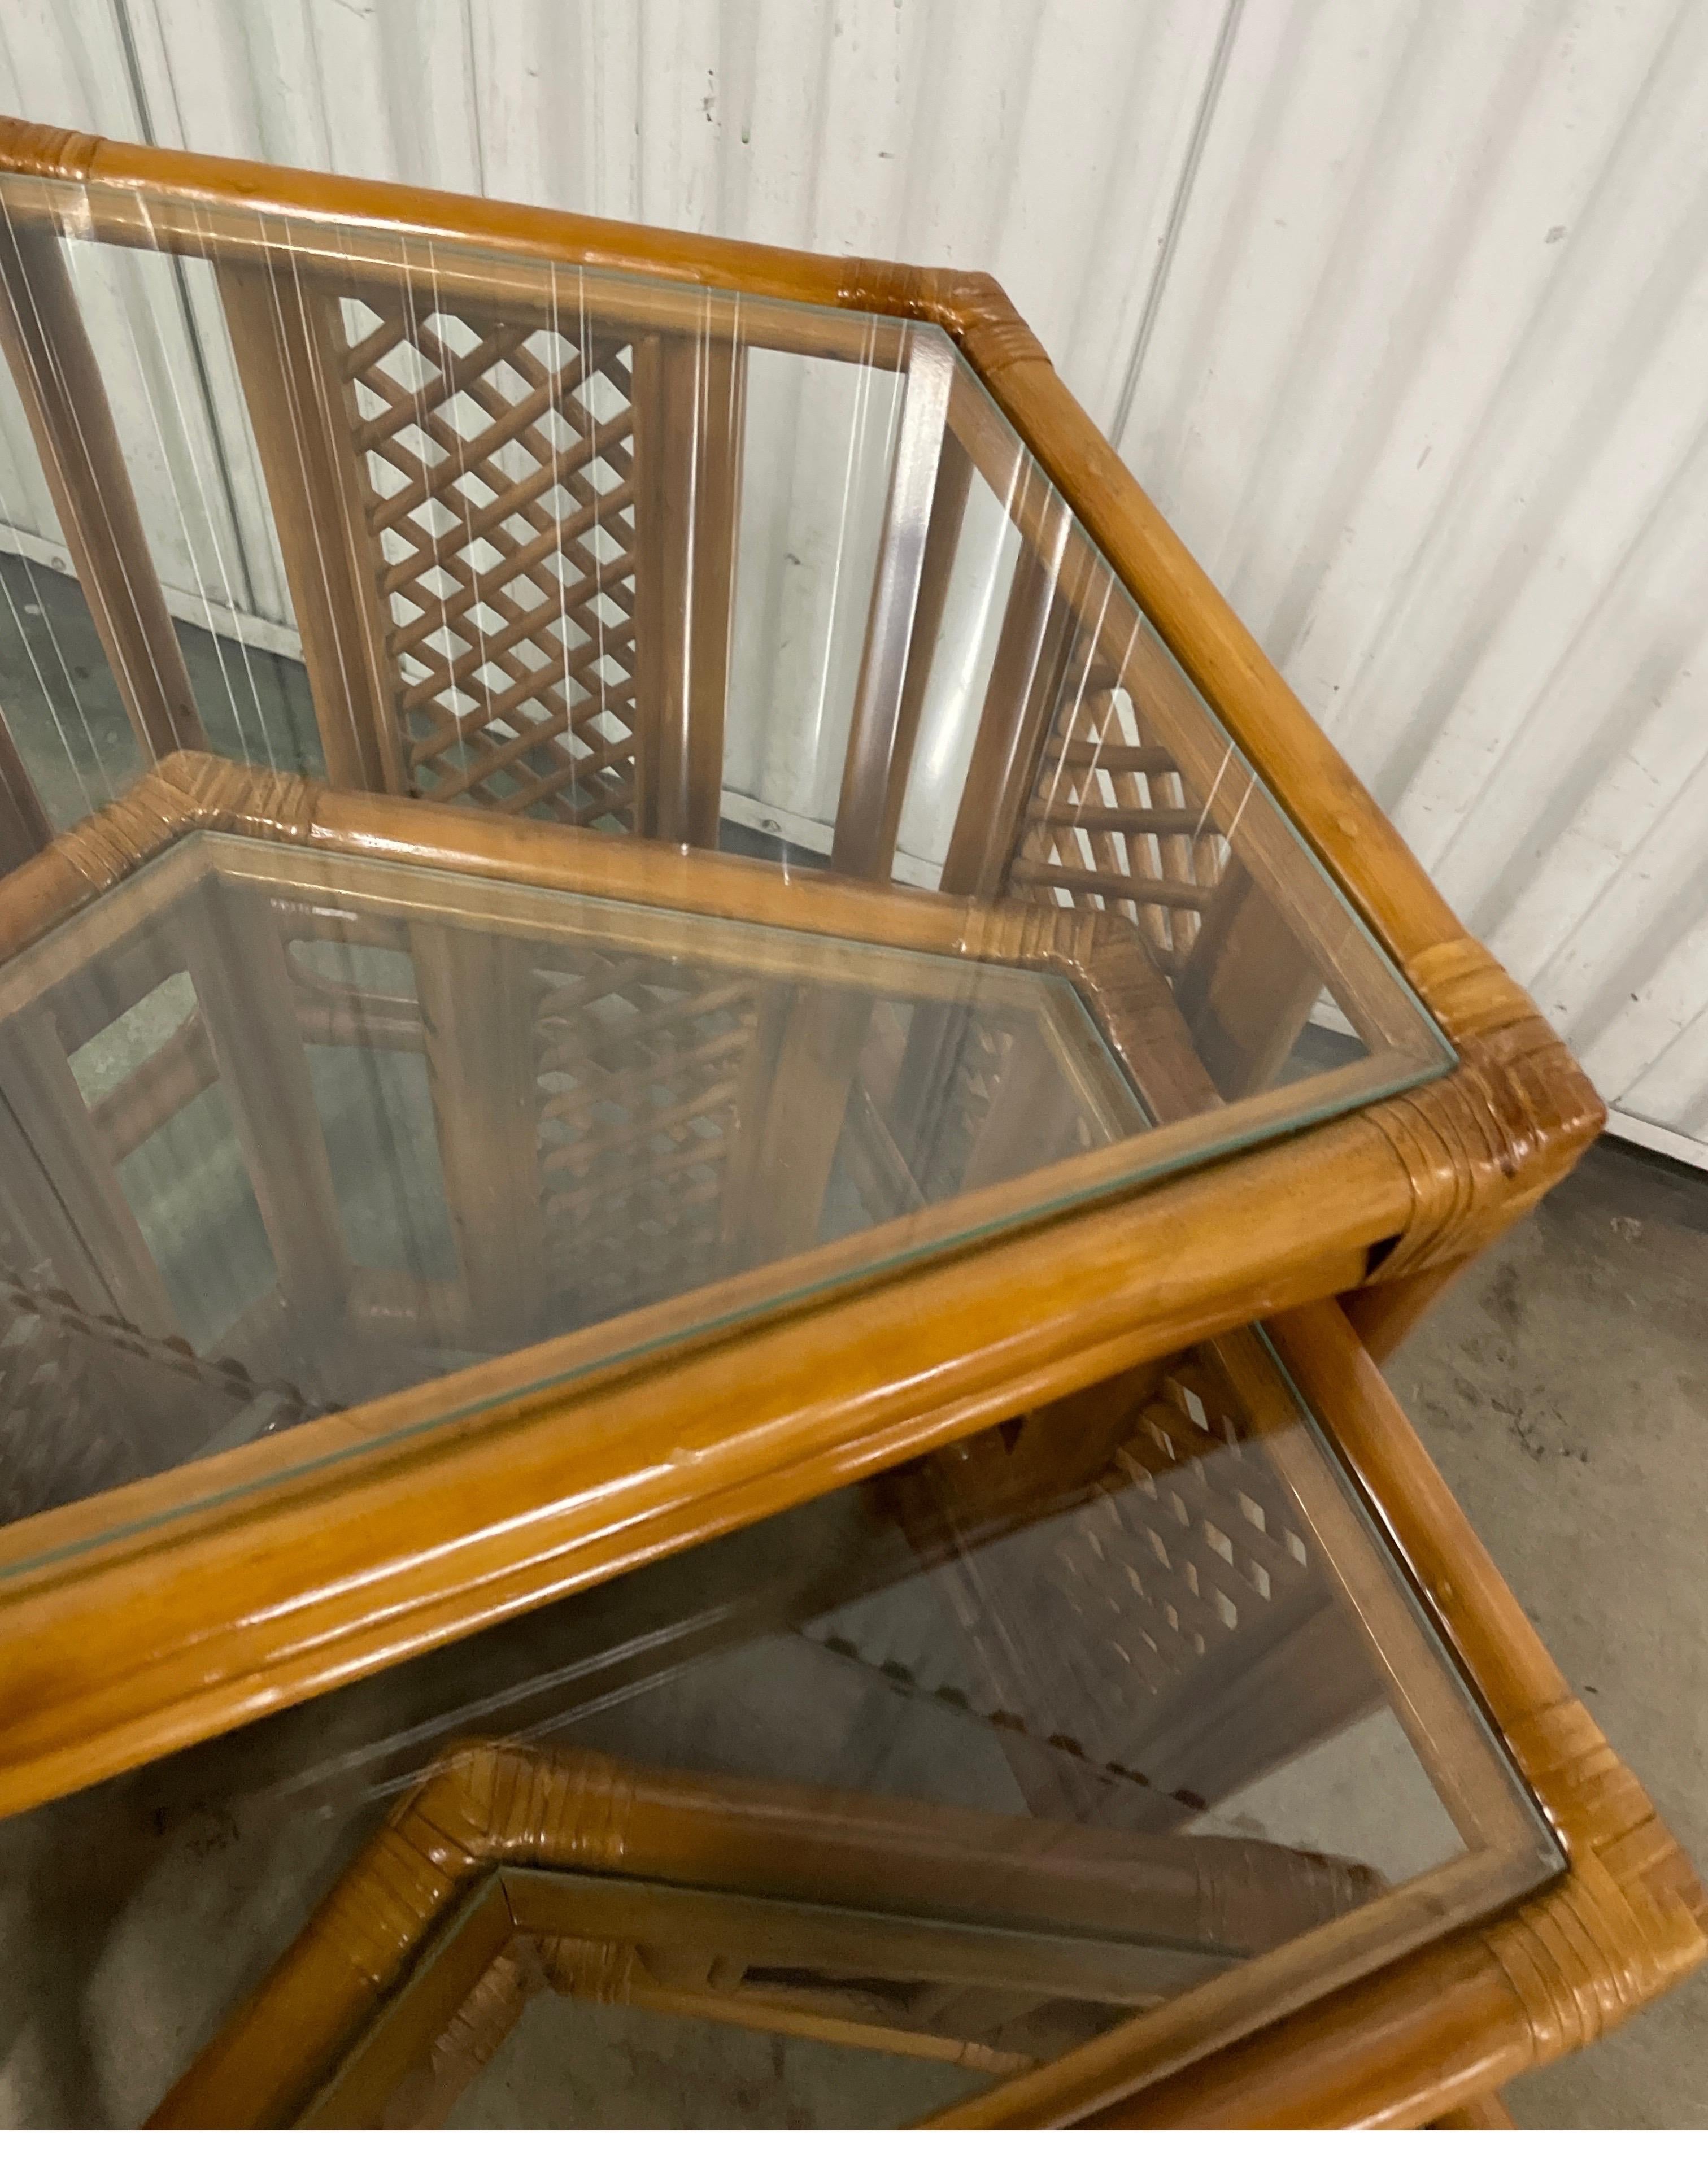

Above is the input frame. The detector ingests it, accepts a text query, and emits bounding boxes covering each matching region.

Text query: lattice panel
[811,1370,1331,1806]
[336,297,640,825]
[1010,685,1233,980]
[533,949,759,1325]
[1049,1373,1319,1699]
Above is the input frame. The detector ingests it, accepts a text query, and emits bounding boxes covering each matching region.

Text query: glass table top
[0,1323,1561,2127]
[0,800,1441,1565]
[0,171,1447,1565]
[0,176,1449,1078]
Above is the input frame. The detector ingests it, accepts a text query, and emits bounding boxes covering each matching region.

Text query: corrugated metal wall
[1,0,1704,1159]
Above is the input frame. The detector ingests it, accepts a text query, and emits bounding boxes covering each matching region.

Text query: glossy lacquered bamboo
[151,1739,1386,2127]
[145,1304,1706,2131]
[0,754,1596,1820]
[0,107,1661,2136]
[0,111,1604,1189]
[0,125,1475,956]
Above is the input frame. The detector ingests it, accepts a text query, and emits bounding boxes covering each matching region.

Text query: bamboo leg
[750,345,965,1244]
[0,1008,210,1454]
[1341,1256,1475,1362]
[88,1007,220,1165]
[0,1009,181,1337]
[834,1062,929,1230]
[217,261,402,793]
[955,1028,1083,1196]
[883,995,984,1194]
[886,529,1080,1172]
[173,880,352,1338]
[848,430,974,876]
[0,701,52,874]
[939,516,1077,900]
[830,334,961,878]
[716,982,792,1263]
[1173,864,1325,1098]
[411,922,545,1347]
[630,327,746,846]
[729,984,874,1267]
[0,217,204,763]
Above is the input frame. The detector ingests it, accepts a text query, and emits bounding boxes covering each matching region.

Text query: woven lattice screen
[334,298,641,825]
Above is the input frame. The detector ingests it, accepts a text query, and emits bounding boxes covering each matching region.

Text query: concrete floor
[1391,1136,1708,2128]
[0,555,321,833]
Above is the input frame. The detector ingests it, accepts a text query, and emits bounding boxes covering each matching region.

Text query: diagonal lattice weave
[533,948,760,1326]
[335,297,640,825]
[1047,1369,1318,1694]
[1010,684,1233,981]
[808,1367,1329,1805]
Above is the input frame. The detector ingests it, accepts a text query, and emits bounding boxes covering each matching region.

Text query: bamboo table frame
[0,119,1602,1353]
[0,751,1593,1818]
[0,110,1680,2135]
[0,125,1605,1838]
[145,1301,1705,2130]
[151,1742,1387,2128]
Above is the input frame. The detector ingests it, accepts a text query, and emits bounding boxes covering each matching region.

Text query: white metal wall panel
[1126,0,1708,1159]
[0,0,294,647]
[0,0,1703,1154]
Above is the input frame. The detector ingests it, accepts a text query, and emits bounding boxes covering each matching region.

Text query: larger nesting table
[0,112,1693,2128]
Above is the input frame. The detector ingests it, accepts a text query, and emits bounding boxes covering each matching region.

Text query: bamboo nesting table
[0,114,1696,2128]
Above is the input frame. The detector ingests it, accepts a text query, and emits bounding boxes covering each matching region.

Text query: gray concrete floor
[1391,1136,1708,2128]
[0,555,321,832]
